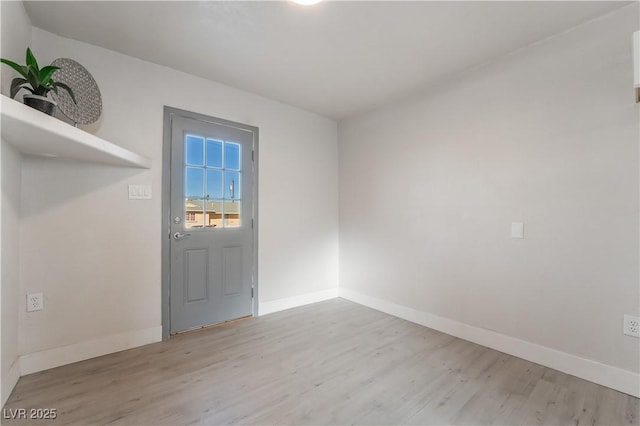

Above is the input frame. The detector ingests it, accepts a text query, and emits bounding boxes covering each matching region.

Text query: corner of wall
[259,288,339,316]
[337,4,639,398]
[0,1,31,405]
[1,140,24,408]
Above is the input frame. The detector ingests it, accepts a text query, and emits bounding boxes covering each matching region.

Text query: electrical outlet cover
[623,314,640,338]
[26,292,44,312]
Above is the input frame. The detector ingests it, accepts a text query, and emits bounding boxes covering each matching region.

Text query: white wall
[0,0,31,407]
[339,5,639,394]
[1,142,22,406]
[14,28,337,368]
[0,1,31,98]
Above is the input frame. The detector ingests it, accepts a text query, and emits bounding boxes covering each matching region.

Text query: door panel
[185,249,208,303]
[222,246,243,296]
[169,115,255,334]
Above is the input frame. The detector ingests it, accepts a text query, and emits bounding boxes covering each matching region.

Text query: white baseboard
[1,358,21,408]
[339,288,640,398]
[19,326,162,376]
[259,288,339,316]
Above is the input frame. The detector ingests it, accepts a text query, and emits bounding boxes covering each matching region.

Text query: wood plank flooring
[3,298,638,425]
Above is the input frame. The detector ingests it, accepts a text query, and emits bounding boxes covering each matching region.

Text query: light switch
[128,184,152,200]
[511,222,524,239]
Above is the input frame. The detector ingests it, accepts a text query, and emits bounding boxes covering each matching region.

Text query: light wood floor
[4,298,639,425]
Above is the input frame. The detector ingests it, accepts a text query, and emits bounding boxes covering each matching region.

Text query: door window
[184,134,242,229]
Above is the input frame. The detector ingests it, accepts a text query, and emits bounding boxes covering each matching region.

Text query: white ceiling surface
[24,1,628,120]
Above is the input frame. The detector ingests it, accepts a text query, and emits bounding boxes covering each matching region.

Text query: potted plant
[1,47,76,116]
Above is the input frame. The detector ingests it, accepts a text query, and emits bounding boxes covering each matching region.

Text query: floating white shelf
[0,95,151,168]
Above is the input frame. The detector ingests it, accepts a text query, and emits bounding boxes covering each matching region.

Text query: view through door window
[184,134,242,229]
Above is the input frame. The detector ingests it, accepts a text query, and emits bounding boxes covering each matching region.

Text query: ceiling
[23,1,628,120]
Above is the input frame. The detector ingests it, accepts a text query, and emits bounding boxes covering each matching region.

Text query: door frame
[161,106,259,340]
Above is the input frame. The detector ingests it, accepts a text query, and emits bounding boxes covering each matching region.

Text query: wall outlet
[623,314,640,338]
[26,293,44,312]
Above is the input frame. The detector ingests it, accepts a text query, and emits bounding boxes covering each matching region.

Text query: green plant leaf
[53,81,77,104]
[25,47,39,71]
[0,58,28,78]
[38,65,59,85]
[33,85,48,97]
[10,78,28,99]
[25,66,40,93]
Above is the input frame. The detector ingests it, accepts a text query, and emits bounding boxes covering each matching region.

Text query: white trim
[1,357,21,408]
[19,326,162,376]
[259,288,339,316]
[339,288,640,398]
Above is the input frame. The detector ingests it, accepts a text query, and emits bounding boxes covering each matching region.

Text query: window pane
[224,200,241,228]
[206,139,223,168]
[186,135,204,166]
[184,199,203,228]
[224,171,241,199]
[225,142,241,171]
[205,199,223,228]
[206,170,223,199]
[185,167,204,198]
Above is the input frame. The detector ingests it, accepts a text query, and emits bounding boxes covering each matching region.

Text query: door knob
[173,232,191,240]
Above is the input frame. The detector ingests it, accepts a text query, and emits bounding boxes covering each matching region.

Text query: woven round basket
[51,58,102,125]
